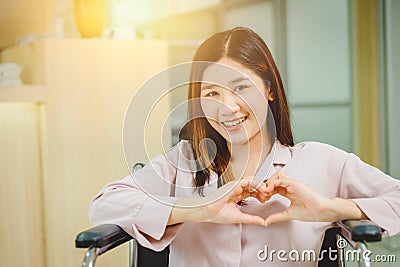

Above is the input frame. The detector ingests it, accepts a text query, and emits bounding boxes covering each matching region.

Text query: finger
[241,177,267,194]
[256,195,266,203]
[231,179,268,202]
[232,183,250,198]
[250,191,268,200]
[250,191,259,198]
[255,184,267,196]
[265,178,291,193]
[231,192,246,203]
[231,190,251,203]
[238,213,265,226]
[264,210,291,226]
[264,186,278,199]
[239,179,251,190]
[250,191,266,203]
[265,185,291,200]
[241,178,266,193]
[277,186,288,198]
[265,172,290,186]
[252,179,267,193]
[265,182,279,194]
[241,190,251,199]
[231,179,249,196]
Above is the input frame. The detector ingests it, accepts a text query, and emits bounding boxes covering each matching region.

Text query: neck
[228,127,273,179]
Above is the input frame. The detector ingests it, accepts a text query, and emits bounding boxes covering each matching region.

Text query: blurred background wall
[0,0,399,266]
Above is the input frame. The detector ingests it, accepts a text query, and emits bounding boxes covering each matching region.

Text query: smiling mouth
[222,116,248,128]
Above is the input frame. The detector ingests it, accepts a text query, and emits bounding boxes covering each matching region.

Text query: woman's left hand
[263,172,366,226]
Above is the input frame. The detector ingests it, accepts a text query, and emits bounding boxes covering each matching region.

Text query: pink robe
[89,140,400,266]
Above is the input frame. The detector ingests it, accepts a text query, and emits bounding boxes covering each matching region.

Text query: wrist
[325,197,366,222]
[167,196,209,225]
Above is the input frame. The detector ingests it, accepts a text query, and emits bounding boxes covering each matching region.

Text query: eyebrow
[201,76,250,90]
[228,77,250,85]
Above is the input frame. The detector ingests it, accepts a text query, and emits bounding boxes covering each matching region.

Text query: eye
[204,91,219,97]
[201,84,219,97]
[234,85,250,93]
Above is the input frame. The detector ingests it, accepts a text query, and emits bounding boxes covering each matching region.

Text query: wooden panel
[39,39,169,267]
[2,38,169,267]
[351,0,381,166]
[0,103,45,267]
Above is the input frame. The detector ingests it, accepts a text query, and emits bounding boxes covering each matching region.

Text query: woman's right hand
[202,178,269,225]
[168,178,268,226]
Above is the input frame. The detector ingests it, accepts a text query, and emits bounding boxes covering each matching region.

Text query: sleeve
[88,144,184,251]
[339,153,400,235]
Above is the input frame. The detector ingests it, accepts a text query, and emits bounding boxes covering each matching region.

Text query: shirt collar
[273,139,292,165]
[253,139,291,182]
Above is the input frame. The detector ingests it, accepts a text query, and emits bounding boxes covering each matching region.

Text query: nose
[220,91,240,115]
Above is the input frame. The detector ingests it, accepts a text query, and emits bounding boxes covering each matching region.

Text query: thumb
[264,210,290,227]
[239,213,265,226]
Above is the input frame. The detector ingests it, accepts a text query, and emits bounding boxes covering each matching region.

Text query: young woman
[89,27,400,266]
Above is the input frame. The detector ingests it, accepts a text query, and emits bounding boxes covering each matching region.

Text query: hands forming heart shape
[200,172,365,227]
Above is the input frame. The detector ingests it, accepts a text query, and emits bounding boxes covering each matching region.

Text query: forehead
[201,58,261,87]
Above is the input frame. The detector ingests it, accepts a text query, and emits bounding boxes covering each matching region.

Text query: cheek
[200,99,224,135]
[242,97,268,121]
[200,98,219,119]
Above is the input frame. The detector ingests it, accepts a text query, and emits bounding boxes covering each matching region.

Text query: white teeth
[222,117,246,127]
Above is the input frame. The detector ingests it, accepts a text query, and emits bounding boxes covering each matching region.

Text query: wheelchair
[75,163,384,267]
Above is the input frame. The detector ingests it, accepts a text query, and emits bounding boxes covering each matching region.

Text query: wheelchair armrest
[75,224,133,254]
[337,219,382,243]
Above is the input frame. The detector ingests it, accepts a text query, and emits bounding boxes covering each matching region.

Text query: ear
[267,89,274,101]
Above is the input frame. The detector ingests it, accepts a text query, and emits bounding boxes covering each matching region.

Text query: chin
[225,136,250,146]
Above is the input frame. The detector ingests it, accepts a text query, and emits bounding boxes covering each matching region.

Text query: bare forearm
[167,197,208,226]
[326,197,367,221]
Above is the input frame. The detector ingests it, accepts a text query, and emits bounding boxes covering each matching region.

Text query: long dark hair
[187,27,293,194]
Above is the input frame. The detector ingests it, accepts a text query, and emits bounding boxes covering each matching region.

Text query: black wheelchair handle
[75,224,133,249]
[338,219,382,242]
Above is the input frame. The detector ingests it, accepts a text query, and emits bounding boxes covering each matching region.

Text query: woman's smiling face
[200,57,274,146]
